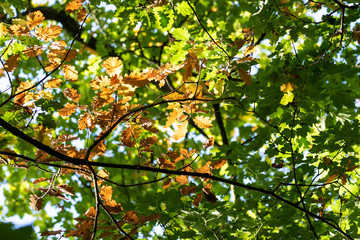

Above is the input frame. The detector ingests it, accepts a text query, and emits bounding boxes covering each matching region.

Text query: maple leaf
[66,0,83,12]
[175,175,189,185]
[173,120,188,140]
[30,194,44,211]
[100,185,113,201]
[62,65,78,81]
[35,25,62,42]
[4,54,20,72]
[64,88,81,102]
[58,102,78,117]
[102,57,122,76]
[194,116,212,129]
[45,78,62,89]
[27,11,45,30]
[203,136,214,149]
[123,72,150,87]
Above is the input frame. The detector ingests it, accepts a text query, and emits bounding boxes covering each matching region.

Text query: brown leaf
[77,7,87,22]
[237,68,252,85]
[197,161,211,174]
[174,175,189,185]
[194,116,212,129]
[180,186,197,195]
[341,174,347,185]
[203,136,214,149]
[23,45,42,57]
[100,185,113,202]
[57,184,75,196]
[158,156,176,169]
[138,213,161,224]
[123,72,150,87]
[41,230,63,236]
[162,179,172,189]
[30,194,44,211]
[38,188,68,200]
[45,78,62,89]
[10,24,29,37]
[165,107,183,128]
[121,126,135,147]
[325,174,338,184]
[140,136,157,149]
[210,159,227,169]
[192,193,202,207]
[35,25,62,42]
[202,183,217,204]
[64,88,81,102]
[124,210,139,224]
[78,113,95,130]
[103,199,123,213]
[33,177,50,184]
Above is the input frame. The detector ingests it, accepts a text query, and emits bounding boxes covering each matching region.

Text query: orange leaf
[33,177,50,184]
[35,25,62,42]
[62,65,78,81]
[173,121,188,140]
[4,54,20,72]
[66,0,83,12]
[325,174,338,184]
[140,136,157,148]
[58,102,77,117]
[30,194,44,211]
[192,193,202,207]
[102,57,122,76]
[98,169,109,179]
[203,136,214,149]
[100,185,113,201]
[84,206,96,218]
[280,82,297,92]
[77,7,87,22]
[23,45,42,57]
[123,72,150,87]
[124,210,139,224]
[194,116,212,129]
[121,126,135,147]
[10,24,29,37]
[158,156,176,169]
[210,159,227,169]
[64,88,81,102]
[197,161,211,174]
[27,11,45,30]
[78,113,95,130]
[175,175,189,185]
[103,199,123,213]
[341,174,347,185]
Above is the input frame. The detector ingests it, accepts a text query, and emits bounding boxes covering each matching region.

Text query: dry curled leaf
[174,175,189,185]
[203,136,214,149]
[30,194,44,211]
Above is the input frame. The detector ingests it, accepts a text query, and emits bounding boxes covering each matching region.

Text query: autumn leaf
[62,65,78,81]
[30,194,44,211]
[158,156,176,169]
[280,82,298,92]
[180,186,197,195]
[203,136,214,149]
[0,23,8,36]
[102,57,123,76]
[4,54,20,72]
[165,107,183,128]
[192,193,203,207]
[175,175,189,185]
[78,113,95,130]
[121,126,136,147]
[173,121,188,140]
[84,206,96,218]
[35,25,62,42]
[33,177,50,184]
[202,184,217,204]
[77,7,87,22]
[58,102,78,117]
[66,0,83,12]
[210,159,227,169]
[10,24,29,37]
[103,199,123,213]
[237,67,252,85]
[325,174,338,184]
[197,161,211,174]
[23,45,42,57]
[57,184,75,196]
[194,116,212,129]
[140,136,157,149]
[41,230,63,236]
[163,179,172,189]
[100,185,113,201]
[27,11,45,30]
[123,72,150,87]
[124,210,139,224]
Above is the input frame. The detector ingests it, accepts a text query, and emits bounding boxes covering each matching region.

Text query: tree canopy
[0,0,360,239]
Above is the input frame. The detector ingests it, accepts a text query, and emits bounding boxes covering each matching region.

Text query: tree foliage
[0,0,360,239]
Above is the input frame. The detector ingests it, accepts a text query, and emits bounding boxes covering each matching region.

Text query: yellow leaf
[194,116,212,129]
[58,102,77,117]
[62,65,78,81]
[64,88,81,102]
[102,57,122,76]
[0,23,8,36]
[173,120,188,140]
[27,11,45,30]
[10,24,29,37]
[280,82,297,92]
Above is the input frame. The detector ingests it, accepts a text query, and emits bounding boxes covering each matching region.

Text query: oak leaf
[123,72,150,87]
[77,7,87,22]
[57,184,75,196]
[27,11,44,30]
[237,68,252,85]
[102,57,122,76]
[173,120,188,140]
[23,45,42,57]
[66,0,83,12]
[158,156,176,169]
[4,54,20,72]
[210,159,227,169]
[165,107,183,128]
[124,210,139,224]
[100,185,113,201]
[280,82,297,92]
[78,113,95,130]
[64,88,81,102]
[121,126,135,147]
[194,116,212,129]
[58,102,77,117]
[35,25,62,42]
[62,64,78,81]
[175,175,189,185]
[30,194,44,211]
[10,24,29,36]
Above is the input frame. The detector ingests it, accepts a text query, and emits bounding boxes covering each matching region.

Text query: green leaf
[172,28,190,41]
